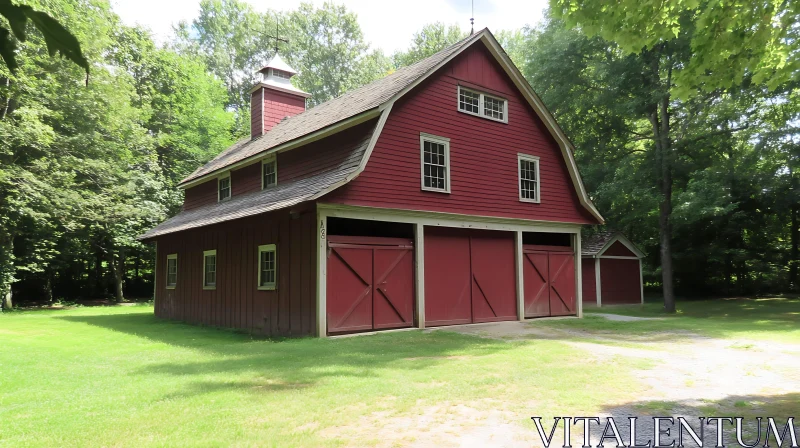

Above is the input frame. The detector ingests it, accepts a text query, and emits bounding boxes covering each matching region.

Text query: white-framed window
[257,244,277,290]
[457,86,508,123]
[166,254,177,289]
[271,68,292,79]
[218,174,231,202]
[262,157,277,189]
[518,154,540,203]
[420,133,450,193]
[203,250,217,289]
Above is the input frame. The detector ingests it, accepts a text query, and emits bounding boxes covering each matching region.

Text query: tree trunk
[1,236,13,311]
[790,163,799,292]
[108,249,125,303]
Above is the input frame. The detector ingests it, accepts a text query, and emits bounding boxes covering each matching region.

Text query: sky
[111,0,548,54]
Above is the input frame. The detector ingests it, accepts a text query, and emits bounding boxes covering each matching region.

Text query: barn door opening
[326,236,414,334]
[523,233,576,318]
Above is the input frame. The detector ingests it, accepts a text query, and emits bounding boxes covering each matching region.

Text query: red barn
[581,232,645,307]
[140,29,605,337]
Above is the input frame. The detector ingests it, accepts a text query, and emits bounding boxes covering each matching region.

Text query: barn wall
[250,89,263,139]
[581,257,597,305]
[325,42,597,224]
[184,179,218,211]
[603,241,637,257]
[153,205,317,337]
[599,258,641,305]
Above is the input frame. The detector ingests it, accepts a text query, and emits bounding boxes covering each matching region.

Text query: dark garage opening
[523,231,571,247]
[327,217,414,239]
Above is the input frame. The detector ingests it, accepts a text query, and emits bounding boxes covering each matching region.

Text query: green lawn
[1,298,798,447]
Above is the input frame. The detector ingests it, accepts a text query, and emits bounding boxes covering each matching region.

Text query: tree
[392,22,465,68]
[550,0,800,95]
[0,0,89,76]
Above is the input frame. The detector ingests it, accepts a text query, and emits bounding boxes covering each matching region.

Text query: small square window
[166,254,177,289]
[203,250,217,289]
[458,88,480,114]
[420,133,450,193]
[484,95,505,121]
[218,176,231,201]
[257,244,277,290]
[518,154,540,203]
[262,159,277,189]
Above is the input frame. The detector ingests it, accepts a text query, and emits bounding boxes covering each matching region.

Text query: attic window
[262,158,277,189]
[457,86,508,123]
[218,175,231,201]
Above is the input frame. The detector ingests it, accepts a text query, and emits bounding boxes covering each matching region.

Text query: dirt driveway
[439,316,800,447]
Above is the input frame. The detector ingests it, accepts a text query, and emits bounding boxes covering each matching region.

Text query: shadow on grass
[57,312,512,396]
[581,393,800,447]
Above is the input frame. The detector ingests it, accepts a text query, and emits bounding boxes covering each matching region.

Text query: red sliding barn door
[523,246,577,317]
[548,252,576,315]
[470,234,517,322]
[327,237,414,334]
[424,228,516,326]
[523,251,550,317]
[424,229,472,326]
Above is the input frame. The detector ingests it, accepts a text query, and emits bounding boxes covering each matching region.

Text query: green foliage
[550,0,800,96]
[0,0,89,76]
[392,22,466,68]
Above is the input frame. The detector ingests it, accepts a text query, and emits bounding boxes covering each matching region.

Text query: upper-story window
[518,154,540,203]
[262,158,277,189]
[218,174,231,201]
[457,86,508,123]
[420,133,450,193]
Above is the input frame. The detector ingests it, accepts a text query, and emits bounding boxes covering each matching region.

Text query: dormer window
[457,86,508,123]
[218,175,231,201]
[262,157,277,189]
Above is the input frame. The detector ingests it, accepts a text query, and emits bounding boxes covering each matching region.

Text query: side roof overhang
[142,29,603,240]
[582,232,645,258]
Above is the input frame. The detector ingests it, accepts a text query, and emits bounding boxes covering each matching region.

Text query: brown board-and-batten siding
[154,206,317,337]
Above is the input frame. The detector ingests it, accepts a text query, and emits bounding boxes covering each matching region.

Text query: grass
[1,297,798,446]
[543,297,800,343]
[0,305,633,447]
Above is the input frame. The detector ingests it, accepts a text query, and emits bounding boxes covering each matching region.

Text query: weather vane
[265,15,288,54]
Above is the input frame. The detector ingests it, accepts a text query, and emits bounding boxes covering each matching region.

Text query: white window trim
[166,253,177,290]
[203,249,217,290]
[257,244,278,291]
[420,132,451,194]
[261,156,278,190]
[457,85,508,124]
[518,153,541,204]
[217,172,231,202]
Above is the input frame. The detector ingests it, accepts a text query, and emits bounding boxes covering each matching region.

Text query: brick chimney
[250,53,310,139]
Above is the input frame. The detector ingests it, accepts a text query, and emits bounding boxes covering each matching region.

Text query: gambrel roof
[142,29,603,240]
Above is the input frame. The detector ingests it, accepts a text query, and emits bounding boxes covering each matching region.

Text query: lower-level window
[203,250,217,289]
[257,244,277,290]
[166,254,177,289]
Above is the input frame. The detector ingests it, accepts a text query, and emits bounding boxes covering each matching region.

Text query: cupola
[250,53,311,139]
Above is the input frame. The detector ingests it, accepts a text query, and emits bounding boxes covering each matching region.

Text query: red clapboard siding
[153,204,317,337]
[251,89,263,138]
[263,89,305,134]
[232,162,262,196]
[603,241,637,257]
[599,258,641,304]
[581,257,597,305]
[183,179,217,211]
[325,43,597,224]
